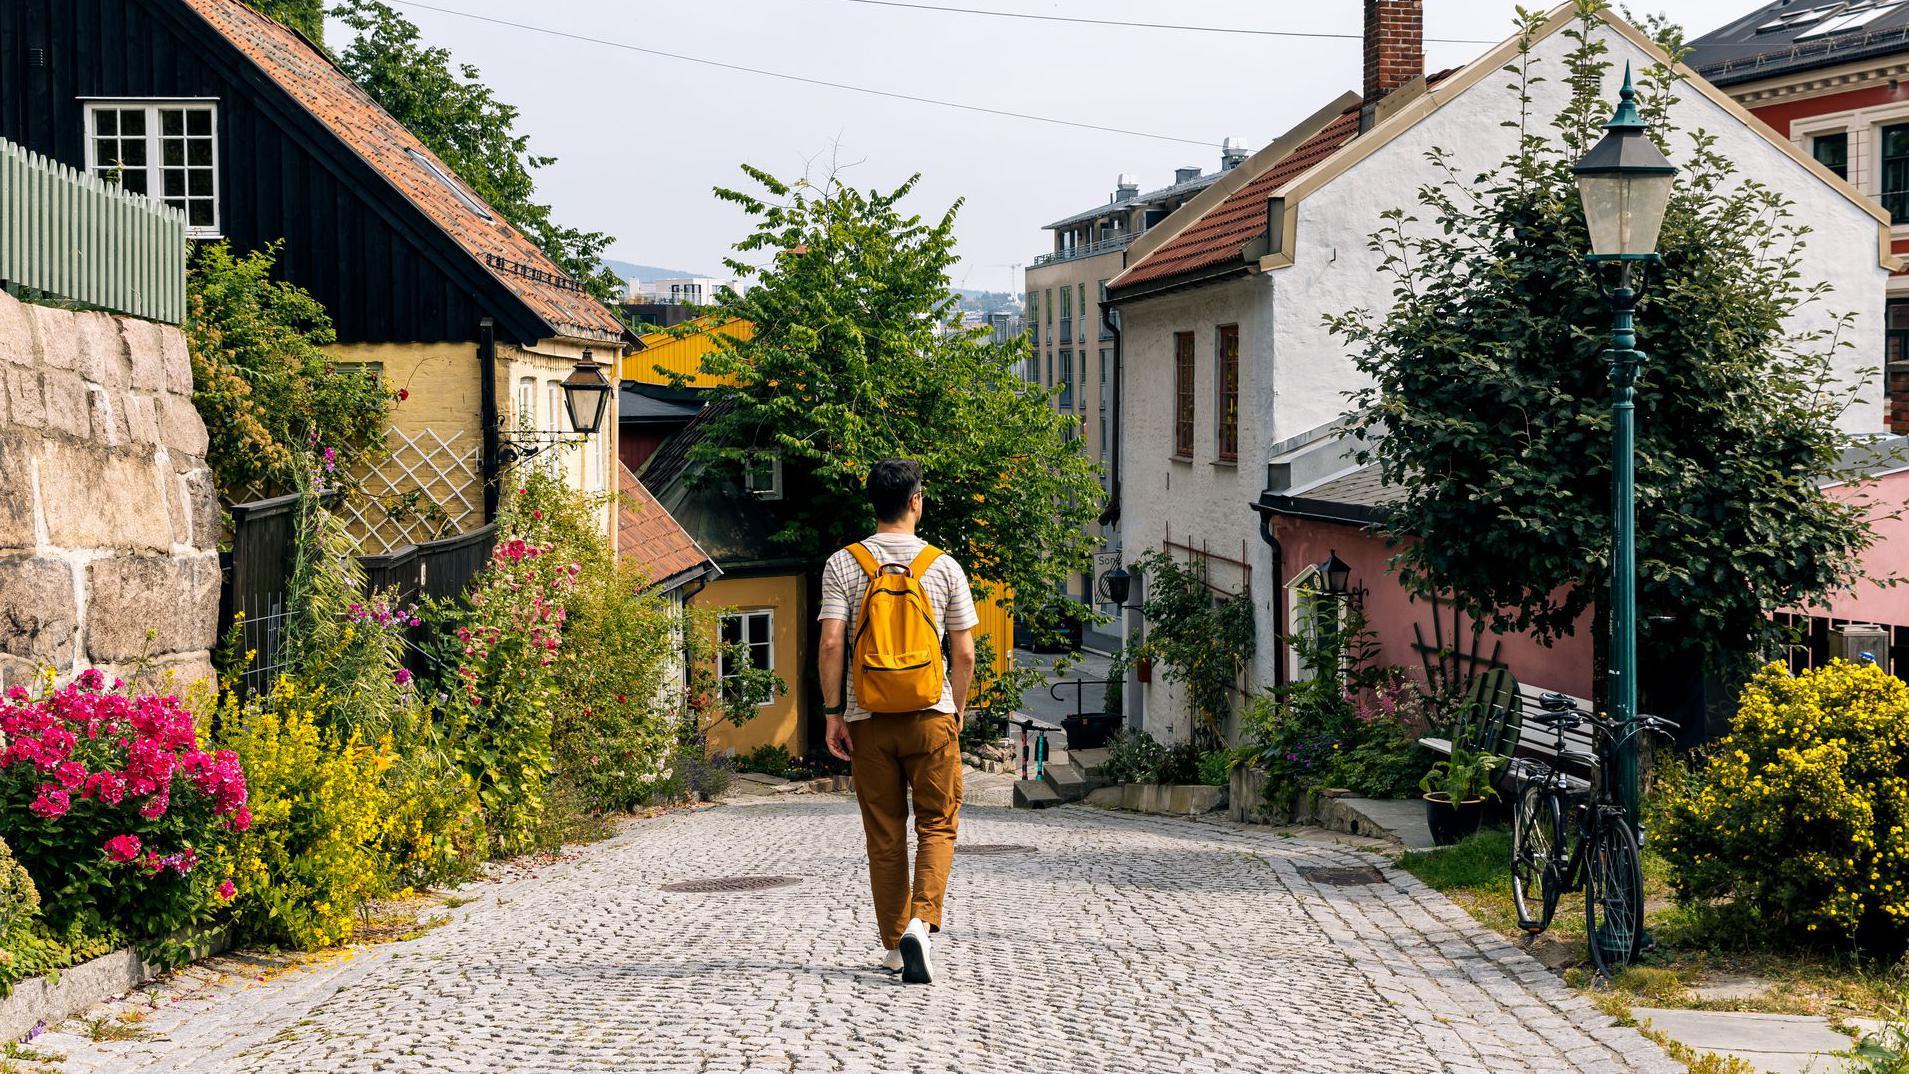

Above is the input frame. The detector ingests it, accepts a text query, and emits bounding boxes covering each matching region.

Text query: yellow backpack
[847,543,945,713]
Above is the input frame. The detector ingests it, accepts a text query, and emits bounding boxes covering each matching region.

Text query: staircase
[1011,733,1113,809]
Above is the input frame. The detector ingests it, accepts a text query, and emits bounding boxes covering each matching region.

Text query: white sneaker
[898,918,934,984]
[878,948,903,973]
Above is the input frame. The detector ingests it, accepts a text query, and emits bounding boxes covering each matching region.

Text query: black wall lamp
[497,349,613,472]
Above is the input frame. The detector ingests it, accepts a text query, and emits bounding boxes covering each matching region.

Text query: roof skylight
[404,148,494,221]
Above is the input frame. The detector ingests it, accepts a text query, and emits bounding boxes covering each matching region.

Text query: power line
[385,1,1224,147]
[839,0,1499,45]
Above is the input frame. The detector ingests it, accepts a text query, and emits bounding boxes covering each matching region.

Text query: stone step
[1042,761,1089,801]
[1070,747,1113,775]
[1012,779,1063,810]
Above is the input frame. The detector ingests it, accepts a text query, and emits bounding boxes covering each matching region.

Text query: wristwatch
[822,702,847,716]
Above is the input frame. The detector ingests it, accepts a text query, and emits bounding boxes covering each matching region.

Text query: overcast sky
[345,1,1763,293]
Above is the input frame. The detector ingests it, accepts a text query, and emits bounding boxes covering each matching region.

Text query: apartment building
[1024,142,1249,650]
[1690,1,1909,429]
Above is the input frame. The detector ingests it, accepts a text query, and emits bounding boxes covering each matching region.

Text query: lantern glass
[1577,170,1674,259]
[561,358,612,435]
[1320,551,1352,598]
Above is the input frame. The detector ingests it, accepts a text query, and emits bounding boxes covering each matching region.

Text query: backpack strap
[844,542,881,580]
[906,545,942,579]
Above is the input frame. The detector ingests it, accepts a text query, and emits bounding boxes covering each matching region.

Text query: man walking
[819,459,978,985]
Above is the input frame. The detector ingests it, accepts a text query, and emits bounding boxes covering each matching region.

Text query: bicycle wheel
[1584,815,1645,975]
[1511,783,1562,933]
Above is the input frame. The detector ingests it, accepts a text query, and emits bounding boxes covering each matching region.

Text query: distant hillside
[605,260,714,285]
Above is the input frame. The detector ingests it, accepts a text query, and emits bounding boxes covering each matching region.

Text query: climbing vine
[1132,550,1255,747]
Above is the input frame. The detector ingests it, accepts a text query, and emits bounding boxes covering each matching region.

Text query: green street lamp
[1572,65,1676,835]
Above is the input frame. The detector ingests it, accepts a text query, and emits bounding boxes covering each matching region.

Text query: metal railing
[1031,232,1136,267]
[0,137,187,324]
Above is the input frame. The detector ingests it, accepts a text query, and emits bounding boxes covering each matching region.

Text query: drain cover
[659,875,801,893]
[1298,865,1386,887]
[955,844,1037,856]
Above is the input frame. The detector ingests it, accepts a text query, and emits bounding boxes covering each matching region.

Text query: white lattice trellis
[341,427,484,553]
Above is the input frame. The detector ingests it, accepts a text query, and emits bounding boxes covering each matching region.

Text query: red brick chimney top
[1364,0,1424,104]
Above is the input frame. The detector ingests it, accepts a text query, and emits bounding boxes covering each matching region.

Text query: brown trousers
[849,709,963,950]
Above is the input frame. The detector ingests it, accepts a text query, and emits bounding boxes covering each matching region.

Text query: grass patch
[81,1015,151,1042]
[1395,828,1909,1021]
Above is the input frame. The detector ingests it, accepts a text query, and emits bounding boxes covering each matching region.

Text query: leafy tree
[242,0,324,43]
[1327,2,1874,678]
[186,241,391,497]
[332,0,624,303]
[701,167,1105,642]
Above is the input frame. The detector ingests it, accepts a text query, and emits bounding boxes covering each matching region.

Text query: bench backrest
[1449,667,1521,756]
[1509,683,1600,776]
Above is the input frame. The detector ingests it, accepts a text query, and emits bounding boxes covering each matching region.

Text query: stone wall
[0,288,219,693]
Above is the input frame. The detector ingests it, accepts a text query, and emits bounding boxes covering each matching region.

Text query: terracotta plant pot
[1423,792,1486,847]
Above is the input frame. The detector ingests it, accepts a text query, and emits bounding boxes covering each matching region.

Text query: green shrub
[1103,730,1167,785]
[1197,749,1236,788]
[1658,660,1909,951]
[737,745,795,780]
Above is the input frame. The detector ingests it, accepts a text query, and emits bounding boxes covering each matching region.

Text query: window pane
[749,614,770,645]
[163,168,185,196]
[721,617,742,645]
[93,111,117,136]
[119,140,146,166]
[188,170,212,196]
[187,109,211,135]
[163,139,184,166]
[187,139,212,166]
[119,171,148,195]
[1813,132,1849,180]
[160,109,184,136]
[188,200,215,227]
[120,110,144,136]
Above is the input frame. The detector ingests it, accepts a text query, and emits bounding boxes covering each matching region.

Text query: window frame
[719,609,777,705]
[1882,122,1909,225]
[1058,348,1074,411]
[1813,130,1850,180]
[1285,565,1347,684]
[1215,323,1240,463]
[744,455,784,500]
[1172,331,1196,460]
[82,99,221,238]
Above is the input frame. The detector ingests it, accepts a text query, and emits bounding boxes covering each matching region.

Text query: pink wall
[1799,471,1909,627]
[1271,515,1595,699]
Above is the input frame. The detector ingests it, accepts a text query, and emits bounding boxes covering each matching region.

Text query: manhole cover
[955,844,1037,856]
[1298,865,1386,887]
[659,875,802,893]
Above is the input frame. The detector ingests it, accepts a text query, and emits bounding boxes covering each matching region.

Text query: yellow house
[185,0,629,552]
[621,317,753,390]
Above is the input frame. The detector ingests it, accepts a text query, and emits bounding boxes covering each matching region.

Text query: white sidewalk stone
[28,800,1677,1073]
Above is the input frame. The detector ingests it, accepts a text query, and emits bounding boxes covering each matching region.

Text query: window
[1045,288,1053,325]
[745,455,783,499]
[330,361,385,383]
[1027,291,1039,347]
[1286,566,1347,684]
[719,611,775,703]
[1060,285,1073,344]
[1882,123,1909,224]
[1098,279,1113,339]
[516,377,536,429]
[1173,331,1196,459]
[1813,131,1849,180]
[1046,351,1054,387]
[1058,349,1074,410]
[85,101,219,235]
[405,147,493,221]
[1215,324,1240,462]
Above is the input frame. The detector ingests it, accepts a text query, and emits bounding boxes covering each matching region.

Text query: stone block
[158,326,193,397]
[0,291,33,366]
[87,385,128,446]
[43,369,89,438]
[27,304,78,373]
[0,555,78,666]
[84,553,220,662]
[0,433,36,551]
[73,311,126,385]
[121,651,217,700]
[123,393,160,445]
[0,655,40,693]
[120,318,165,392]
[182,467,219,551]
[158,393,209,458]
[5,366,44,429]
[37,441,172,552]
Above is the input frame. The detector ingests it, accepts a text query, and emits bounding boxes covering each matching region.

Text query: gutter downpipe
[1254,495,1288,692]
[478,317,501,522]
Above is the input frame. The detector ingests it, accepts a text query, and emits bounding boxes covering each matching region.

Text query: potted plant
[1419,745,1503,846]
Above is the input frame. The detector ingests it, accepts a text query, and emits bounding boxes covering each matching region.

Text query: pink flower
[77,669,105,691]
[29,787,70,820]
[104,834,142,863]
[139,793,169,820]
[217,880,236,901]
[394,668,414,687]
[54,760,87,790]
[322,446,337,472]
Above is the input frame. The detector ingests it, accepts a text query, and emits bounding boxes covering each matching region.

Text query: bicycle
[1507,691,1678,975]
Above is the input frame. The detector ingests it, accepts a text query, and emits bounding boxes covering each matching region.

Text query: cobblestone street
[31,800,1676,1074]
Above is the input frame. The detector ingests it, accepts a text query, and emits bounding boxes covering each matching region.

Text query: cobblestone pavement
[29,800,1677,1074]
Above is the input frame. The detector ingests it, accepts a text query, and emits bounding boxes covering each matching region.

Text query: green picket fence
[0,137,187,324]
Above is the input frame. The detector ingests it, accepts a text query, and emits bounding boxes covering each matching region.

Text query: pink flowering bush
[0,672,248,944]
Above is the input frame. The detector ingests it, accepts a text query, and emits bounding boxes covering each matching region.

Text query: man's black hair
[867,458,923,523]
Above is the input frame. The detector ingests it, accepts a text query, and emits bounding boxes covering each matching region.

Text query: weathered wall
[0,289,218,692]
[694,572,809,758]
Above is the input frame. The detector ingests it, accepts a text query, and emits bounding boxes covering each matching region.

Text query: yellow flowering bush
[1658,660,1909,950]
[217,682,387,949]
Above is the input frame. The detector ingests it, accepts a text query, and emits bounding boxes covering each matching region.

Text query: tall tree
[243,0,324,44]
[331,0,624,304]
[701,166,1105,637]
[1326,2,1874,677]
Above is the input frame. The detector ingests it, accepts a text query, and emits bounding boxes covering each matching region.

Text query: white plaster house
[1102,0,1897,742]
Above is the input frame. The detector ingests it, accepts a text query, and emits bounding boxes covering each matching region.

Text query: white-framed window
[515,376,536,430]
[83,100,220,236]
[1285,565,1347,684]
[744,456,783,499]
[719,610,776,704]
[330,361,384,383]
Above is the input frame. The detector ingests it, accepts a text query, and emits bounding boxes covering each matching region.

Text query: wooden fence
[0,137,188,324]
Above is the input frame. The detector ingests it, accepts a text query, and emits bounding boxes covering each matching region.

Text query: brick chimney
[1362,0,1423,130]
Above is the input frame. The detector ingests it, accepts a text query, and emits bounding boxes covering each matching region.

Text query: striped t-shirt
[818,533,980,721]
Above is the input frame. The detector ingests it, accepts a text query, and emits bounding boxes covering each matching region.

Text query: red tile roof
[1115,73,1454,295]
[1114,109,1362,292]
[618,464,713,588]
[179,0,626,343]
